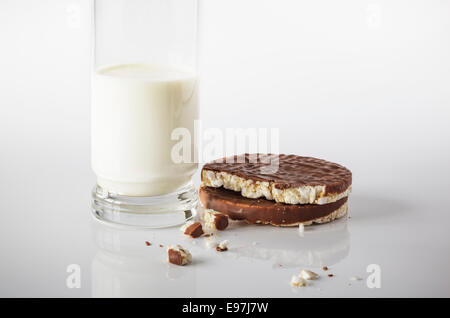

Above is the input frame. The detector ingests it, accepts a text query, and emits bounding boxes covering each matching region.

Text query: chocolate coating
[199,186,348,226]
[202,154,352,194]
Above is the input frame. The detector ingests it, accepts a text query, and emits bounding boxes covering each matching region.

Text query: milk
[91,64,198,196]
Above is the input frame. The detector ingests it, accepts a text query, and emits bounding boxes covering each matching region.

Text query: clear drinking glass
[91,0,199,228]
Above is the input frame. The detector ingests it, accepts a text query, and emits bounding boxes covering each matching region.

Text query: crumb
[300,269,319,280]
[290,275,307,287]
[204,210,229,231]
[167,245,192,266]
[216,240,229,252]
[350,276,362,281]
[328,274,334,277]
[183,222,204,238]
[159,244,164,248]
[145,241,151,246]
[203,233,213,237]
[214,213,229,230]
[216,246,228,252]
[322,266,328,271]
[180,221,194,233]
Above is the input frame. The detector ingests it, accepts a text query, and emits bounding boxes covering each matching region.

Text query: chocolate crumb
[328,274,334,277]
[168,249,183,265]
[216,246,228,252]
[159,244,164,248]
[145,241,151,246]
[322,266,328,271]
[167,245,192,266]
[214,213,229,231]
[184,222,204,238]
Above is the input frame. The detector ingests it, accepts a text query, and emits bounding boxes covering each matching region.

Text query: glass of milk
[91,0,199,228]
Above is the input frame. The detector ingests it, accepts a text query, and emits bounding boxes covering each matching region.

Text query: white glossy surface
[0,159,449,297]
[0,0,449,297]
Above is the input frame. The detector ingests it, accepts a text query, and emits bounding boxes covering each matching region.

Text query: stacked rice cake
[200,154,352,226]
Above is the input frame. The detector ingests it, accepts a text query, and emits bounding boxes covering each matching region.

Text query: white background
[0,0,449,297]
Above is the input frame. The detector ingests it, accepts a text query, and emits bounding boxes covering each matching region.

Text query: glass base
[91,183,198,229]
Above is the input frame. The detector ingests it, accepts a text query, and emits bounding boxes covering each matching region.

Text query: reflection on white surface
[91,223,197,298]
[224,217,350,268]
[91,211,350,297]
